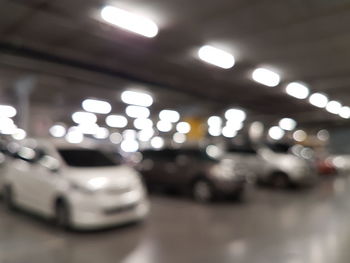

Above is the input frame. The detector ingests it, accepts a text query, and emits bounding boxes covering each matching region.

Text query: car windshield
[58,149,118,167]
[267,143,292,154]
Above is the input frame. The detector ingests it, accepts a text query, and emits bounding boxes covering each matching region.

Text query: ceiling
[1,0,350,130]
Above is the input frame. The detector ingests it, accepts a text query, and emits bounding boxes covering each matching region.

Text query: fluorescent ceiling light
[286,82,309,99]
[65,129,84,144]
[93,127,109,139]
[252,68,280,87]
[0,105,16,117]
[208,126,221,137]
[173,133,186,144]
[82,99,111,114]
[49,124,66,138]
[339,106,350,119]
[224,108,246,122]
[101,5,158,38]
[279,118,297,131]
[133,118,153,130]
[207,116,222,127]
[268,126,285,140]
[222,126,238,138]
[156,120,172,132]
[151,136,164,149]
[176,122,191,134]
[159,110,180,123]
[309,93,328,108]
[72,111,97,124]
[121,139,139,152]
[121,91,153,107]
[326,100,342,114]
[198,45,235,69]
[138,128,154,142]
[126,105,150,118]
[106,115,128,128]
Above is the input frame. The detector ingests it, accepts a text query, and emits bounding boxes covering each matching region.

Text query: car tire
[192,179,214,203]
[271,172,290,188]
[3,186,15,210]
[55,200,71,229]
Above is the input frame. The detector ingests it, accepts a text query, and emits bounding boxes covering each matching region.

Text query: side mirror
[39,155,60,173]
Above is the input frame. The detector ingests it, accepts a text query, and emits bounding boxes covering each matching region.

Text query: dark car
[138,148,246,202]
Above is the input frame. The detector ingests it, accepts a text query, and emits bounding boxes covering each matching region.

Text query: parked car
[138,148,246,202]
[2,139,149,230]
[257,143,318,188]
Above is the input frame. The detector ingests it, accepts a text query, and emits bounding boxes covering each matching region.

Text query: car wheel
[3,186,15,210]
[192,179,214,203]
[271,172,290,188]
[55,201,71,229]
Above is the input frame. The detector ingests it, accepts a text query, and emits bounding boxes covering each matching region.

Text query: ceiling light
[77,123,99,135]
[126,105,150,118]
[156,120,172,132]
[121,90,153,107]
[72,111,97,124]
[151,136,164,149]
[12,128,26,140]
[252,68,280,87]
[225,121,244,131]
[279,118,297,131]
[138,128,154,142]
[159,110,180,123]
[93,127,109,139]
[123,129,137,140]
[268,126,285,140]
[198,45,235,69]
[222,126,238,138]
[82,99,111,114]
[176,122,191,134]
[0,105,16,117]
[225,108,246,122]
[49,124,66,138]
[173,133,186,144]
[106,115,128,128]
[309,93,328,108]
[326,100,342,114]
[207,116,222,127]
[133,118,153,130]
[339,106,350,119]
[65,129,84,144]
[110,132,122,144]
[121,139,139,152]
[317,129,329,141]
[101,5,158,38]
[293,130,307,142]
[208,126,221,137]
[286,82,309,99]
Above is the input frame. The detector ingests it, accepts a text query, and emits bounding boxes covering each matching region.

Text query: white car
[2,139,149,229]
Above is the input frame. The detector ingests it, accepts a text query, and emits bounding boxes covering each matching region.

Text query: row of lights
[0,105,26,140]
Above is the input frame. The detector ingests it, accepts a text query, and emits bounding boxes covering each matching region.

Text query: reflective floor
[1,176,350,263]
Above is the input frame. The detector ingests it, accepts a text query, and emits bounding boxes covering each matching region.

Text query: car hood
[259,149,305,168]
[65,165,141,190]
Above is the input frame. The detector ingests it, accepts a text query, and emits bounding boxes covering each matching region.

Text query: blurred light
[339,106,350,119]
[77,123,99,135]
[121,139,139,152]
[72,111,97,124]
[208,116,222,127]
[106,115,128,128]
[291,144,303,157]
[293,130,307,142]
[123,129,137,140]
[138,128,154,142]
[133,118,153,130]
[249,121,264,141]
[82,99,111,114]
[156,120,172,132]
[309,93,328,108]
[0,117,14,127]
[326,100,342,114]
[126,105,150,118]
[317,129,329,141]
[286,82,309,99]
[300,147,314,160]
[12,128,26,140]
[333,156,346,168]
[121,91,153,107]
[225,121,243,131]
[279,118,297,131]
[93,127,109,139]
[0,105,16,117]
[0,121,17,135]
[88,177,107,189]
[208,126,221,136]
[173,132,186,144]
[66,129,84,144]
[198,45,235,69]
[176,122,191,134]
[206,145,221,158]
[252,68,280,87]
[222,126,238,138]
[49,124,66,138]
[101,5,158,38]
[159,110,180,123]
[268,126,285,140]
[225,108,246,122]
[151,136,164,149]
[110,132,122,144]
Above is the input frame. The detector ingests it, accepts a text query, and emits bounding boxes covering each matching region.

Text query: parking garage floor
[1,177,350,263]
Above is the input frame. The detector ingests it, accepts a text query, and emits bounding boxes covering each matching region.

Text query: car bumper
[212,179,246,195]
